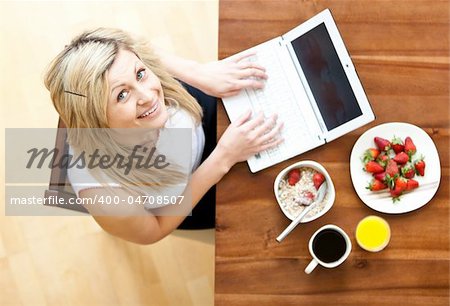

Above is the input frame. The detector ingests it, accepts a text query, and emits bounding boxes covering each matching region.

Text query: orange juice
[356,216,391,252]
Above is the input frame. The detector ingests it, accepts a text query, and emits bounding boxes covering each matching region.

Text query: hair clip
[64,90,86,98]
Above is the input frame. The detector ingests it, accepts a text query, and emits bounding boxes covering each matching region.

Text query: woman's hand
[192,52,268,98]
[153,44,266,98]
[215,110,284,170]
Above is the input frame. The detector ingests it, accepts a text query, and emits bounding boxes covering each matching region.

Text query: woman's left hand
[192,51,268,98]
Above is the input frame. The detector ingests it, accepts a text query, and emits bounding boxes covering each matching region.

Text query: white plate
[350,122,441,214]
[274,160,336,222]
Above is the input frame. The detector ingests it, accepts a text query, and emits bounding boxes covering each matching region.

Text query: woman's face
[106,49,168,130]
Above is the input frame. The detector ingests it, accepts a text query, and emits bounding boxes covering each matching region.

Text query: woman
[44,28,283,244]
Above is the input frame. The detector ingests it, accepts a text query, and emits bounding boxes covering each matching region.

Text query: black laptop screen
[290,23,362,131]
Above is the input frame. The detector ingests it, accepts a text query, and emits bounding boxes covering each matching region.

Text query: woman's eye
[137,69,146,81]
[117,90,128,102]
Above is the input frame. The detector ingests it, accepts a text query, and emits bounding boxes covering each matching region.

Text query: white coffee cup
[304,224,352,274]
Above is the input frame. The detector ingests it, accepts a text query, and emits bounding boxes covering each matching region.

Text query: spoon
[276,182,328,242]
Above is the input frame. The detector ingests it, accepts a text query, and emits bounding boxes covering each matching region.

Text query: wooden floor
[0,1,218,306]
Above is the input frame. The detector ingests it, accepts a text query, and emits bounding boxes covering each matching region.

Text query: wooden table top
[216,1,449,305]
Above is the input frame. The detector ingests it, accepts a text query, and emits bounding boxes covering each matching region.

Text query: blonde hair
[44,28,202,199]
[44,27,202,127]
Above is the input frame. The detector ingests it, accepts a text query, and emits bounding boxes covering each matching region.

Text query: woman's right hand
[216,110,284,169]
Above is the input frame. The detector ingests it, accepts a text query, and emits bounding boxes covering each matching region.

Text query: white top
[67,107,205,197]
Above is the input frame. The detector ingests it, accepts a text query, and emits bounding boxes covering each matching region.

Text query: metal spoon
[276,182,328,242]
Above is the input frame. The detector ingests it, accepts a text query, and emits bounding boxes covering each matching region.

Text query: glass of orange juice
[355,216,391,252]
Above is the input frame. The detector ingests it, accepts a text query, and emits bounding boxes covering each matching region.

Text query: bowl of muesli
[274,160,335,223]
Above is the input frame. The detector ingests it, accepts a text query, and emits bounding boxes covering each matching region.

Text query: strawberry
[414,158,426,176]
[362,148,381,163]
[373,171,388,182]
[366,179,388,191]
[365,161,384,174]
[385,159,399,177]
[313,172,325,190]
[376,153,389,168]
[374,136,391,152]
[287,169,301,186]
[401,163,416,179]
[406,179,419,191]
[391,136,405,154]
[404,136,417,157]
[304,191,315,200]
[389,177,408,201]
[373,171,395,189]
[389,185,404,201]
[393,152,409,164]
[394,177,408,191]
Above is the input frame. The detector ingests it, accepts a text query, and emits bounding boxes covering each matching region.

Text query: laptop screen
[290,23,362,131]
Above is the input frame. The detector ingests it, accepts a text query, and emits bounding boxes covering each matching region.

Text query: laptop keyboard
[244,49,313,166]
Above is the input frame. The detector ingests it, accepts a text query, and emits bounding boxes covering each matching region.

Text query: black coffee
[312,229,347,263]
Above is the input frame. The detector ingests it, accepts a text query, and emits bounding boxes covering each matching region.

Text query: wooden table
[216,1,449,305]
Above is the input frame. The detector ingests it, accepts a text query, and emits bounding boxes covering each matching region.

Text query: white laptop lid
[282,9,375,142]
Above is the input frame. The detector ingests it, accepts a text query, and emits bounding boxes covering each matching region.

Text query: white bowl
[274,160,336,223]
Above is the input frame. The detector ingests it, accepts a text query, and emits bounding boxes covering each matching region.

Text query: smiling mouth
[137,102,159,119]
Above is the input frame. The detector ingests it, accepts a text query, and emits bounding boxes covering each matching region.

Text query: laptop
[222,9,375,173]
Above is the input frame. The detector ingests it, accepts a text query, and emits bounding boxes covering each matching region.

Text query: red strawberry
[385,159,399,177]
[406,179,419,191]
[404,136,417,157]
[401,163,416,179]
[362,148,381,163]
[365,161,384,174]
[389,177,408,201]
[287,169,301,186]
[304,191,315,200]
[366,179,388,191]
[374,136,391,152]
[313,172,325,190]
[394,177,408,191]
[374,171,395,189]
[414,158,426,176]
[391,136,405,154]
[393,152,409,164]
[373,171,388,182]
[376,153,389,168]
[390,185,404,201]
